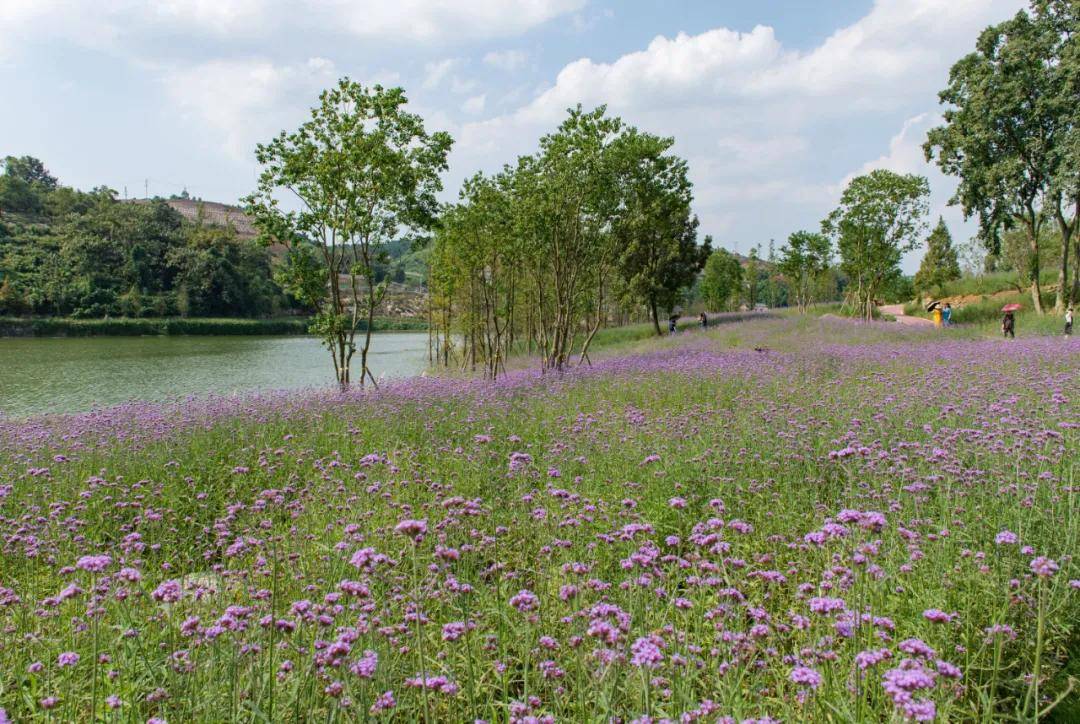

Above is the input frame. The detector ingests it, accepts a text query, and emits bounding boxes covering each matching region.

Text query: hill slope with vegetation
[0,156,297,320]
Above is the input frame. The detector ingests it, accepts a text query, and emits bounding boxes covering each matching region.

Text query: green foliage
[431,106,709,375]
[925,0,1079,313]
[611,129,710,332]
[823,169,930,320]
[882,274,916,304]
[0,172,292,319]
[0,155,58,215]
[246,78,452,386]
[0,315,422,337]
[700,248,744,311]
[777,230,832,312]
[913,217,962,296]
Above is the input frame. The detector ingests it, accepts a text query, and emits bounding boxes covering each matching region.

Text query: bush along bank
[0,316,428,337]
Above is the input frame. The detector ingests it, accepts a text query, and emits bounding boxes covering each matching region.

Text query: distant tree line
[0,156,299,319]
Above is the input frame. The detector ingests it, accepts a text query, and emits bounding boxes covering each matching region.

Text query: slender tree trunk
[1054,209,1070,314]
[1025,212,1044,315]
[1072,234,1080,307]
[650,298,661,336]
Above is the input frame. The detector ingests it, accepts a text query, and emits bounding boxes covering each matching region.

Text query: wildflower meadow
[0,317,1077,722]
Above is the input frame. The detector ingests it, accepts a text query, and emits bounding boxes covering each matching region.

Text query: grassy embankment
[0,316,427,337]
[0,316,1077,722]
[902,270,1071,336]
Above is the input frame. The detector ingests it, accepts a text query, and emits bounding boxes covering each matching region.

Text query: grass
[924,269,1059,300]
[0,316,427,337]
[0,317,1077,722]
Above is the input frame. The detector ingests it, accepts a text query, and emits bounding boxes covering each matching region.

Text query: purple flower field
[1,318,1077,722]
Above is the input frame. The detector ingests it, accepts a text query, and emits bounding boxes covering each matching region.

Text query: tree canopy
[429,105,709,377]
[700,248,744,312]
[823,170,929,321]
[247,78,452,387]
[0,166,290,319]
[925,0,1079,313]
[913,217,962,296]
[778,231,832,313]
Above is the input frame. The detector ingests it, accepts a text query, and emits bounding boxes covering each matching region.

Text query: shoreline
[0,316,427,337]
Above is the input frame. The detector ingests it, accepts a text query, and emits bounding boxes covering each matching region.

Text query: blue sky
[1,0,1027,270]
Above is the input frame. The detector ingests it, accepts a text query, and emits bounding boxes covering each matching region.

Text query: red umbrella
[1001,303,1022,312]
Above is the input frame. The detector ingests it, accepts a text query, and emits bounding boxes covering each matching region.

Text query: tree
[429,106,706,376]
[823,170,929,321]
[247,79,452,387]
[913,217,962,296]
[170,224,278,317]
[700,248,743,311]
[925,2,1078,314]
[744,245,760,308]
[778,230,832,312]
[612,129,709,335]
[0,156,58,215]
[2,156,57,189]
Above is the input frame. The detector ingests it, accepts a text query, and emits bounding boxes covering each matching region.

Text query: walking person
[668,314,678,335]
[942,303,952,327]
[699,311,708,330]
[1002,311,1015,339]
[932,305,943,328]
[1066,307,1073,336]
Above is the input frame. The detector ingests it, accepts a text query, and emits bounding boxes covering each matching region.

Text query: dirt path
[880,303,935,327]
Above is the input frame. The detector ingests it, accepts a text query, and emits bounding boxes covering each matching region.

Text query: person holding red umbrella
[1001,303,1021,338]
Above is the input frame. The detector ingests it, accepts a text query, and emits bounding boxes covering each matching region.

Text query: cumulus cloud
[449,0,1024,255]
[0,0,584,59]
[323,0,585,42]
[162,57,338,159]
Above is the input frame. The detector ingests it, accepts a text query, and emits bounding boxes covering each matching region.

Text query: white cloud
[462,94,487,115]
[423,58,460,89]
[325,0,586,42]
[483,49,529,72]
[0,0,585,59]
[162,57,338,160]
[449,0,1024,257]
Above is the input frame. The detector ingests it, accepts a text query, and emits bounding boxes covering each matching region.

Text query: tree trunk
[650,299,661,336]
[1054,212,1070,314]
[1026,215,1044,315]
[1072,235,1080,308]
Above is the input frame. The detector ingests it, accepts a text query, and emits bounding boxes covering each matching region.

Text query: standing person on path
[932,306,943,328]
[1002,311,1015,339]
[942,303,952,327]
[1066,307,1073,336]
[669,315,678,335]
[699,311,708,330]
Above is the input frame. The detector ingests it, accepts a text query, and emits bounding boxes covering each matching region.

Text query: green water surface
[0,333,430,418]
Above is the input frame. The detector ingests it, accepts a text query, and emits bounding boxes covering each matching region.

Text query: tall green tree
[247,79,452,387]
[0,156,58,215]
[744,245,761,309]
[823,170,929,321]
[612,129,708,335]
[913,217,962,296]
[778,230,832,312]
[925,1,1078,314]
[700,248,744,311]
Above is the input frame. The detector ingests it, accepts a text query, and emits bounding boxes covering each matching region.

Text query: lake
[0,333,431,418]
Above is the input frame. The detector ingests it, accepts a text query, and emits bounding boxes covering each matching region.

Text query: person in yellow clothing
[932,306,943,327]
